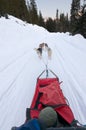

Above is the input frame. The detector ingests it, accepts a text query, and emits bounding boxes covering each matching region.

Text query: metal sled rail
[37,69,59,80]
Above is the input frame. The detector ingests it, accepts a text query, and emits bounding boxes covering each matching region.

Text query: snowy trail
[0,16,86,130]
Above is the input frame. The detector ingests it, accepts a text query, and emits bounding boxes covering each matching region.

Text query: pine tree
[55,9,61,32]
[26,0,31,23]
[0,0,8,18]
[0,0,29,21]
[82,5,86,38]
[70,0,86,38]
[70,0,80,35]
[45,17,56,32]
[55,9,70,32]
[59,13,65,32]
[78,5,86,38]
[10,0,29,21]
[38,11,45,27]
[29,0,38,24]
[56,9,59,21]
[64,13,70,32]
[17,0,29,21]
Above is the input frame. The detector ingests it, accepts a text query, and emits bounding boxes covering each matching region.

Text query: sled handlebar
[37,69,59,80]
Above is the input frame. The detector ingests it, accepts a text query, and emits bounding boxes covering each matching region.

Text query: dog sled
[25,69,85,130]
[11,69,86,130]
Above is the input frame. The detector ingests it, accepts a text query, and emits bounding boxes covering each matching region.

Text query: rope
[41,53,49,78]
[46,65,48,78]
[41,54,49,66]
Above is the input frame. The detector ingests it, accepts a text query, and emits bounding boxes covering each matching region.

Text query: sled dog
[34,47,42,59]
[34,43,52,59]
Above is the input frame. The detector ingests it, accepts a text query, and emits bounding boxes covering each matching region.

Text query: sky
[28,0,84,19]
[36,0,72,19]
[0,15,86,130]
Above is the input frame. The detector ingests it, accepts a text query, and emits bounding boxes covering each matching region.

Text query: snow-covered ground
[0,16,86,130]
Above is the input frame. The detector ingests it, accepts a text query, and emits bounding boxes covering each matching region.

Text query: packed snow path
[0,16,86,130]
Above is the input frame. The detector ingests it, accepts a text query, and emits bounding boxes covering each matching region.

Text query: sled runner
[26,69,79,127]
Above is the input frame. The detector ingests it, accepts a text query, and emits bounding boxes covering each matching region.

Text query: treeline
[70,0,86,38]
[0,0,86,38]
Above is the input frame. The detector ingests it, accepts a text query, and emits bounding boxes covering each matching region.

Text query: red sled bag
[26,77,76,126]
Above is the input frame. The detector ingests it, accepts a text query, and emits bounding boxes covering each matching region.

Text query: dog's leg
[38,52,42,59]
[37,50,42,59]
[48,48,52,60]
[34,48,42,59]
